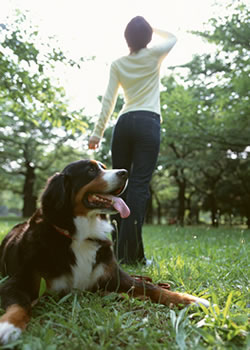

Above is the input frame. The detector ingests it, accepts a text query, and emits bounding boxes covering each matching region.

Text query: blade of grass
[223,291,233,319]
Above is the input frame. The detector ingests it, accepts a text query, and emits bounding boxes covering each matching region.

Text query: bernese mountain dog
[0,159,209,344]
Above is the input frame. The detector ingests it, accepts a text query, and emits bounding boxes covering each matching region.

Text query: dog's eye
[88,166,96,175]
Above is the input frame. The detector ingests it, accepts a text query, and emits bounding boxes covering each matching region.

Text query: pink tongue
[104,195,130,218]
[112,197,130,218]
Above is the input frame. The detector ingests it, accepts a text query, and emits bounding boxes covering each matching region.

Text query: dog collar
[53,225,72,240]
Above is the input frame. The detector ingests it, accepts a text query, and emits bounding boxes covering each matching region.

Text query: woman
[89,16,177,264]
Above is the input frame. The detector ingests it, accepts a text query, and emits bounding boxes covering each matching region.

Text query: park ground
[0,219,249,350]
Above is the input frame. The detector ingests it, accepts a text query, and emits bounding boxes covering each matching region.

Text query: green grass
[0,219,249,349]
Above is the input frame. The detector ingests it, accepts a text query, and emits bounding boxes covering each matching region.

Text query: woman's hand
[88,136,101,150]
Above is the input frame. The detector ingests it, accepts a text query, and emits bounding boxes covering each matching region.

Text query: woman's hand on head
[88,136,101,150]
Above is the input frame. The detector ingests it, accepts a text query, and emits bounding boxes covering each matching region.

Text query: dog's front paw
[0,321,22,345]
[191,296,210,308]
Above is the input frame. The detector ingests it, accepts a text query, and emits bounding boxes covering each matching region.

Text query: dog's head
[41,160,130,230]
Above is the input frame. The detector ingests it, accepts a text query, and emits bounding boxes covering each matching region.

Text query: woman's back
[114,47,161,115]
[89,18,177,141]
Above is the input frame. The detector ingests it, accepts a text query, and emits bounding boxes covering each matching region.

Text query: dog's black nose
[117,170,128,179]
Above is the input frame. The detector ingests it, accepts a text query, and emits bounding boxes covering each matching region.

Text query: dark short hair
[124,16,153,53]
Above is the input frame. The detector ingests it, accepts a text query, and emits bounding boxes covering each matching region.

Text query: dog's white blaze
[50,217,112,292]
[0,321,22,344]
[102,170,122,190]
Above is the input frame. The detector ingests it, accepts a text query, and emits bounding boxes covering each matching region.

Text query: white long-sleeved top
[92,29,177,139]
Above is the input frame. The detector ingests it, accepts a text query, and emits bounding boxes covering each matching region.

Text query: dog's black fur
[0,159,208,344]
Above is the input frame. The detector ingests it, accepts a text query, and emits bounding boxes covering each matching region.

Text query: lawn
[0,219,249,350]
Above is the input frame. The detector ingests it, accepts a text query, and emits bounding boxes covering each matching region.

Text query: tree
[0,12,87,129]
[93,95,125,167]
[183,1,250,151]
[0,12,89,216]
[160,0,250,226]
[159,76,206,225]
[0,113,90,217]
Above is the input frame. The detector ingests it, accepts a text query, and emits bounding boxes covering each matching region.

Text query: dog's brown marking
[0,305,30,330]
[74,177,110,216]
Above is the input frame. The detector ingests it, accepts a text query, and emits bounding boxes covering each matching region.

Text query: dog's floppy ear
[41,172,71,222]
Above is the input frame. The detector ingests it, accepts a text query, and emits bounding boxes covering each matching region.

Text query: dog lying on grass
[0,159,209,344]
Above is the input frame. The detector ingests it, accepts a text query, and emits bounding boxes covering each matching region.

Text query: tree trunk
[243,200,250,229]
[145,188,153,224]
[177,181,186,226]
[153,191,162,225]
[22,162,37,217]
[186,197,192,225]
[246,204,250,229]
[247,216,250,229]
[195,209,200,225]
[157,202,162,225]
[210,194,219,227]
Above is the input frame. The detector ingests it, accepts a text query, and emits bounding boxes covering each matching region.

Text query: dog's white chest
[50,239,104,292]
[71,239,104,290]
[50,217,111,293]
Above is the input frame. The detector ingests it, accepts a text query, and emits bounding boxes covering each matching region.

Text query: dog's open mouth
[84,192,130,218]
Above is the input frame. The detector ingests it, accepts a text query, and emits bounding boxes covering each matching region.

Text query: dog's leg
[0,304,30,344]
[113,268,209,308]
[0,273,39,344]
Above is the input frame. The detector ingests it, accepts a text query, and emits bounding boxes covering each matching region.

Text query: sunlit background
[1,0,222,115]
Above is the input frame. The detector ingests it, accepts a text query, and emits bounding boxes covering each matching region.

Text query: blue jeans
[111,110,161,264]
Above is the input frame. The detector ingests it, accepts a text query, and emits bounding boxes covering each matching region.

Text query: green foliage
[184,0,250,150]
[0,110,88,215]
[154,1,250,226]
[0,221,249,349]
[0,11,87,130]
[1,3,250,226]
[193,1,250,55]
[0,11,92,215]
[93,95,125,167]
